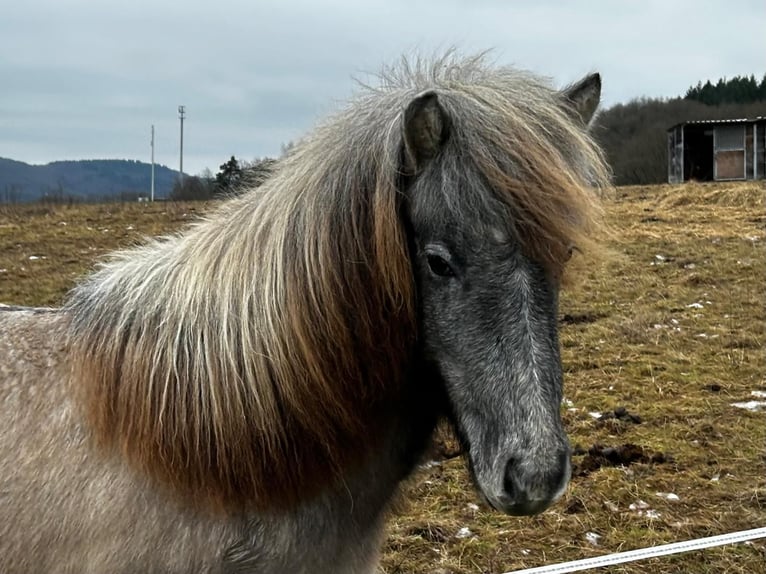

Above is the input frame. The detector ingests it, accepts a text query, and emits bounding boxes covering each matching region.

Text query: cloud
[1,0,764,174]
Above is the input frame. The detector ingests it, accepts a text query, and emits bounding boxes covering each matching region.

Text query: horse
[0,54,609,573]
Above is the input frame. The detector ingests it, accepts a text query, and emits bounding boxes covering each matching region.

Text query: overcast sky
[1,0,764,176]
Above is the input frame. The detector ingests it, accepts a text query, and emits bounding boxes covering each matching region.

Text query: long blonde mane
[66,53,609,510]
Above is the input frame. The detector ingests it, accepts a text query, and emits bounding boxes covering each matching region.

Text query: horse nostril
[503,457,518,500]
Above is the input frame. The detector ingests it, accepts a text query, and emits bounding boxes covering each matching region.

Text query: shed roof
[668,116,766,131]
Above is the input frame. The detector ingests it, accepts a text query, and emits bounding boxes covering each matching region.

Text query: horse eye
[426,254,455,277]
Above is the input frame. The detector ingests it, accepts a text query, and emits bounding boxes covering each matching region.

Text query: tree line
[685,74,766,106]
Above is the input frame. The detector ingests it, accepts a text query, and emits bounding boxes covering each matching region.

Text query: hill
[0,158,180,202]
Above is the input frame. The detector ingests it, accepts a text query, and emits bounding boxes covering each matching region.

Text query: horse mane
[65,53,609,510]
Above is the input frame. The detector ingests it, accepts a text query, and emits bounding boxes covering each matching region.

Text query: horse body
[1,308,438,573]
[0,54,609,572]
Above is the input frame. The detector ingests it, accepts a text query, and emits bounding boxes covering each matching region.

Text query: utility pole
[150,125,155,202]
[178,105,186,184]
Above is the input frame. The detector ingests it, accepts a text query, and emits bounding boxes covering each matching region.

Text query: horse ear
[560,73,601,126]
[402,90,450,173]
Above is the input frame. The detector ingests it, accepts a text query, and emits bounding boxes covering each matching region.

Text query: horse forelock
[65,53,608,511]
[386,53,610,277]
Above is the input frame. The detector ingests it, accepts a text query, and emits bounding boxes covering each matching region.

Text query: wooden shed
[667,117,766,183]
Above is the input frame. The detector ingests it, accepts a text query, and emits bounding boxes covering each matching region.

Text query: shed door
[714,125,746,180]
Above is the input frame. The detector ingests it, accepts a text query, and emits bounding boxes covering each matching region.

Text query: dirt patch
[572,443,669,477]
[596,406,643,425]
[560,312,605,325]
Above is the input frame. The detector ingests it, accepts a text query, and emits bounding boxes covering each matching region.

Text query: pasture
[0,181,763,573]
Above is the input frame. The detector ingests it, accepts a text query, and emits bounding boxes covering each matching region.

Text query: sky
[1,0,764,176]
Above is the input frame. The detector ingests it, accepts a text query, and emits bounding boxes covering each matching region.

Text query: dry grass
[0,201,208,305]
[1,182,764,573]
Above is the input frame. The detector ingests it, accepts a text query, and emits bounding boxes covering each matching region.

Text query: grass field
[1,182,764,573]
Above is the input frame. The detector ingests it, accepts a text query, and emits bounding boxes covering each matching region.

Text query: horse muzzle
[479,450,571,516]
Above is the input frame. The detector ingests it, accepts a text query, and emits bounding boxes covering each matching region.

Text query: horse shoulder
[0,308,240,571]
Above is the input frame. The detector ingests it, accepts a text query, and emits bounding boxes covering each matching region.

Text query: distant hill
[0,158,180,202]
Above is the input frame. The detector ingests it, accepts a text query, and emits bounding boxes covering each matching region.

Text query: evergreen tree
[214,156,243,195]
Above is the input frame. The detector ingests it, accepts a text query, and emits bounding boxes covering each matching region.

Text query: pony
[0,53,609,573]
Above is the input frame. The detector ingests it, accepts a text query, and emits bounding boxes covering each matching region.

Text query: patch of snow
[467,503,479,512]
[656,492,680,501]
[455,527,473,539]
[629,499,660,518]
[629,500,649,511]
[585,532,602,546]
[588,411,603,419]
[751,391,766,398]
[731,401,766,412]
[654,254,667,262]
[28,255,40,260]
[686,302,704,309]
[520,549,531,556]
